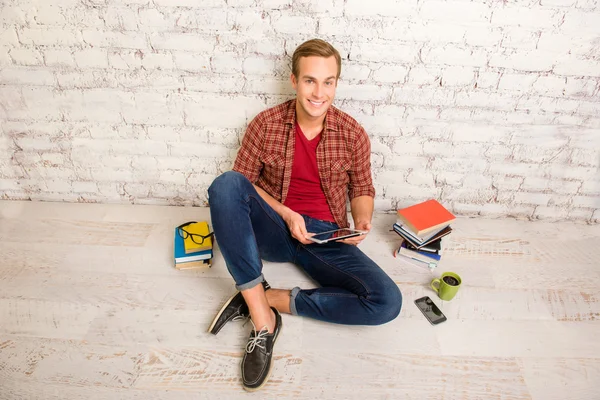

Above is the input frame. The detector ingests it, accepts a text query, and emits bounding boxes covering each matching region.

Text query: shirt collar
[284,99,340,132]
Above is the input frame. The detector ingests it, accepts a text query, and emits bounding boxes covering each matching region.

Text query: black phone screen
[414,296,447,325]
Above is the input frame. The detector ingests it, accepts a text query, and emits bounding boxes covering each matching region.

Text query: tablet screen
[308,228,365,243]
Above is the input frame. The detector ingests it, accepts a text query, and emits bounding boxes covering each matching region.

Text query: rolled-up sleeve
[348,127,376,200]
[232,116,264,184]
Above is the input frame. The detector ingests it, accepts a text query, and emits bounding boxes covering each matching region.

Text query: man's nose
[313,83,323,98]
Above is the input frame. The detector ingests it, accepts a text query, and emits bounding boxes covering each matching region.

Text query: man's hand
[283,209,314,245]
[340,221,371,246]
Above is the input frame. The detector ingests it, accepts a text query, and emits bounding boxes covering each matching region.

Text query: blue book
[174,227,212,263]
[397,241,441,262]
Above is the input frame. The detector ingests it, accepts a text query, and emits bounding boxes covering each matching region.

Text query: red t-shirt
[283,123,335,222]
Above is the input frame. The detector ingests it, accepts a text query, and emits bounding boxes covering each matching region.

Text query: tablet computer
[307,228,367,244]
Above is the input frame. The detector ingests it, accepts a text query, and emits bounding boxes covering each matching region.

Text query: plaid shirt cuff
[349,185,375,200]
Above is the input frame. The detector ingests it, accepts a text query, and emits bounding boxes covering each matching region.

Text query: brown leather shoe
[241,307,282,391]
[208,281,271,335]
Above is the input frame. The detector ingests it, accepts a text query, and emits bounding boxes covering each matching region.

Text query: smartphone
[414,296,447,325]
[306,228,367,244]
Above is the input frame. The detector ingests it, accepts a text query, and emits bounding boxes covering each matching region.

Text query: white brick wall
[0,0,599,222]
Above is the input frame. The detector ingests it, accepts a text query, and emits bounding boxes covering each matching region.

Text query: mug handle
[430,278,441,293]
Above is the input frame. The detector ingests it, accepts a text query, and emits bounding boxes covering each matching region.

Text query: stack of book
[174,221,213,270]
[392,199,455,267]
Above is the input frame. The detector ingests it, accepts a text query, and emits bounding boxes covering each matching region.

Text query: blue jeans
[208,171,402,326]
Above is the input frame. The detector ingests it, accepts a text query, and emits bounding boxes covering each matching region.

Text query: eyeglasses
[176,221,214,245]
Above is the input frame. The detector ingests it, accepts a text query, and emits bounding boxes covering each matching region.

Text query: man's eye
[326,81,333,86]
[306,80,313,83]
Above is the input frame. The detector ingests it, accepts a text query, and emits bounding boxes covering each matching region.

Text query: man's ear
[290,73,297,90]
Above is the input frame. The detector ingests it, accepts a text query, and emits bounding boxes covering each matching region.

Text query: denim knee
[370,282,403,325]
[208,171,248,205]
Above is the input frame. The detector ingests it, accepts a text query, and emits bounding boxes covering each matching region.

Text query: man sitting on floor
[207,38,403,392]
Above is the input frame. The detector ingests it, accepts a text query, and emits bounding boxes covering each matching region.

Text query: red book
[396,199,455,236]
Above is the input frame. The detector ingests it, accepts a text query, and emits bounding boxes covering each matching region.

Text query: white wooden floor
[0,200,599,400]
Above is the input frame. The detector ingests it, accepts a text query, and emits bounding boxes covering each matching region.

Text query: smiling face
[290,55,339,124]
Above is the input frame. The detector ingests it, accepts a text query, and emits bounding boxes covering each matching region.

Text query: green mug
[431,272,462,301]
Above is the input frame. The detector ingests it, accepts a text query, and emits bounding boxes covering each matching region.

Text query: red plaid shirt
[233,99,375,229]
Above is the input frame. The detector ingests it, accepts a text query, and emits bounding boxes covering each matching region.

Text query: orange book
[396,199,455,236]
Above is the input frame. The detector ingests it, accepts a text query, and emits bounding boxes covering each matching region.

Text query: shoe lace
[232,314,251,328]
[245,320,269,354]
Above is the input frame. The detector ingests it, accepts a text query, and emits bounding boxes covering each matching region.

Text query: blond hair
[291,39,342,79]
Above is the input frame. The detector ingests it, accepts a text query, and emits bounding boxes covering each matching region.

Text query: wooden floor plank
[0,219,154,247]
[0,379,224,400]
[0,337,143,389]
[540,289,600,321]
[489,261,600,291]
[83,306,305,353]
[301,317,441,356]
[0,299,100,340]
[520,357,600,400]
[437,320,600,358]
[298,352,531,400]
